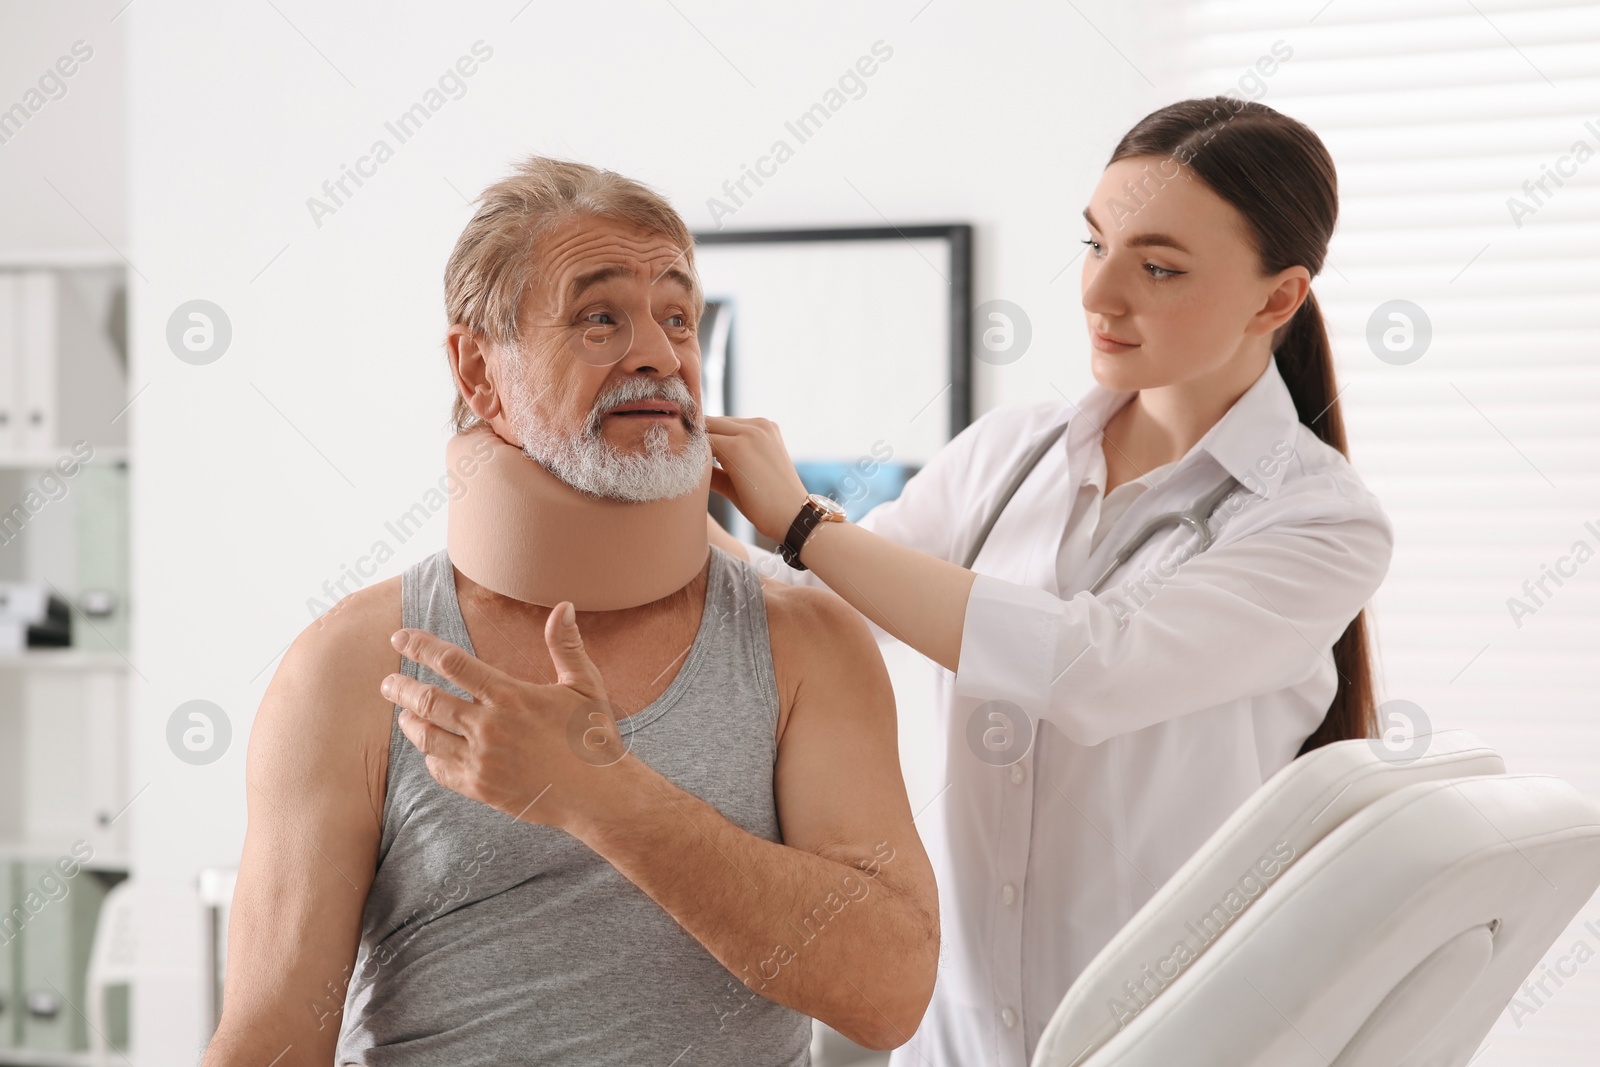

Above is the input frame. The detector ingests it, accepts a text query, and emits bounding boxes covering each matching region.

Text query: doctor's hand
[383,603,626,831]
[706,415,812,542]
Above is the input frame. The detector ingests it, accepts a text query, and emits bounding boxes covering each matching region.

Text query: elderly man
[203,157,938,1066]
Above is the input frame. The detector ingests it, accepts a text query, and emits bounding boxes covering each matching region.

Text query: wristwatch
[778,493,847,570]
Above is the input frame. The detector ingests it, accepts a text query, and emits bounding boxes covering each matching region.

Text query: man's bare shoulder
[250,577,403,814]
[279,576,402,711]
[758,578,871,644]
[757,577,891,745]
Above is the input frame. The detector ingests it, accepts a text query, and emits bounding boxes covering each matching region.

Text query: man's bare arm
[202,584,398,1066]
[566,584,939,1049]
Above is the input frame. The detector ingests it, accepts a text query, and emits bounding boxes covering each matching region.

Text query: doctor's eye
[1145,263,1182,280]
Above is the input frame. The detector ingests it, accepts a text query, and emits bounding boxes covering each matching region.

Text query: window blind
[1164,2,1600,1061]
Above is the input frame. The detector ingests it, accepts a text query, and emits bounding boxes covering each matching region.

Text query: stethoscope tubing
[1083,474,1241,595]
[961,420,1244,594]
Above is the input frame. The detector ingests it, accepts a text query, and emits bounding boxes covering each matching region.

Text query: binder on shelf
[0,267,129,465]
[0,278,17,457]
[17,273,58,459]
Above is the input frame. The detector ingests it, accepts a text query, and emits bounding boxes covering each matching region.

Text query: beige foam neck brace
[445,427,710,611]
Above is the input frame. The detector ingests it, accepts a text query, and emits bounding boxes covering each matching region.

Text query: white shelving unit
[0,260,131,1058]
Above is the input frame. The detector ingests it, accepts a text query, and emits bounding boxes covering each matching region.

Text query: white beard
[500,353,710,503]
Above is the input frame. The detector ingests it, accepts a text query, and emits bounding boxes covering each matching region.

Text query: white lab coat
[753,358,1393,1067]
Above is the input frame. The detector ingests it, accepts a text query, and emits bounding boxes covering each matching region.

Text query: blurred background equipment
[0,585,71,651]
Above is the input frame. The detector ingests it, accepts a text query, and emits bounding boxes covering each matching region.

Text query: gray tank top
[336,545,813,1066]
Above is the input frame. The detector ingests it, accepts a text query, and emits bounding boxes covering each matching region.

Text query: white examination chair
[1032,730,1600,1067]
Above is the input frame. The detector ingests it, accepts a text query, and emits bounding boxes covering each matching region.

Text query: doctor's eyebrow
[1082,208,1192,255]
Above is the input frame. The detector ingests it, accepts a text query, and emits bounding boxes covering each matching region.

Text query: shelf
[0,840,129,868]
[0,1044,130,1067]
[0,650,130,671]
[0,250,129,270]
[0,447,126,470]
[0,1048,100,1067]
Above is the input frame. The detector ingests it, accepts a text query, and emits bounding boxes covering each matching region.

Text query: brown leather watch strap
[778,498,826,570]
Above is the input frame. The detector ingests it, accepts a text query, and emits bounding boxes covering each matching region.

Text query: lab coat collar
[1058,380,1134,483]
[1064,356,1303,502]
[1191,357,1304,501]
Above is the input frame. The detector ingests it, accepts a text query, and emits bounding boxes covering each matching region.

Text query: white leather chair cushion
[1049,774,1600,1067]
[1033,731,1504,1067]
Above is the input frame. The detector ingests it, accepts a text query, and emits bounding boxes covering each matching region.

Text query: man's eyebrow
[569,265,630,300]
[1082,208,1191,255]
[567,263,697,300]
[657,266,695,294]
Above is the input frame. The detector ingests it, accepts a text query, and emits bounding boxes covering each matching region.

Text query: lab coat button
[1002,1007,1018,1028]
[1009,763,1026,785]
[1002,883,1016,906]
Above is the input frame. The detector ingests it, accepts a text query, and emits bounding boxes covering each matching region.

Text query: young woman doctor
[705,98,1394,1067]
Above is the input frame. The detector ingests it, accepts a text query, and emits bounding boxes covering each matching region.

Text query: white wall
[120,1,1168,1059]
[0,0,125,261]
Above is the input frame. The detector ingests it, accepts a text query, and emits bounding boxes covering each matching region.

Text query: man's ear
[447,324,503,422]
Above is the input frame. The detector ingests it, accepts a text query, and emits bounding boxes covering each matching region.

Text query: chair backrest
[1052,773,1600,1066]
[86,879,139,1067]
[86,879,138,988]
[1032,731,1505,1067]
[197,866,238,1037]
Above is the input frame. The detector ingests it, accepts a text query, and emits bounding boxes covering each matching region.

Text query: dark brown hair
[1107,96,1376,756]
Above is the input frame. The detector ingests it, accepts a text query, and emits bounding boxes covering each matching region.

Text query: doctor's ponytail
[1108,96,1376,757]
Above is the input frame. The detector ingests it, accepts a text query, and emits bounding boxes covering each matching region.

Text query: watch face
[808,493,847,518]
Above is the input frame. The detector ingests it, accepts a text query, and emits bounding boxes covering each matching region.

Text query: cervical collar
[445,427,711,611]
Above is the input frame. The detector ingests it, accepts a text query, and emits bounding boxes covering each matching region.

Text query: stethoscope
[960,420,1242,591]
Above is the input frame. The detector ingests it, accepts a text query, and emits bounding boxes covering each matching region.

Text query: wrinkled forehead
[527,215,699,315]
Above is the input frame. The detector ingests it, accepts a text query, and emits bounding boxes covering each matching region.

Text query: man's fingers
[709,467,741,504]
[397,707,469,763]
[706,415,780,440]
[384,672,475,734]
[543,602,607,698]
[390,628,509,705]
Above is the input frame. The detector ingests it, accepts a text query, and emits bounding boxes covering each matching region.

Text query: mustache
[584,376,701,434]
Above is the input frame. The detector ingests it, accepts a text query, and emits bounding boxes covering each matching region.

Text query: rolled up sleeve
[953,493,1395,747]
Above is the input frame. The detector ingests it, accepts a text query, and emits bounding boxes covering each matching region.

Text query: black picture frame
[691,223,974,438]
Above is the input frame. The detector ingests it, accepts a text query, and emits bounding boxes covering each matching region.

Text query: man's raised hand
[382,603,631,830]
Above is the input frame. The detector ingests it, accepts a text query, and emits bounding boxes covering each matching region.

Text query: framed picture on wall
[693,224,973,540]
